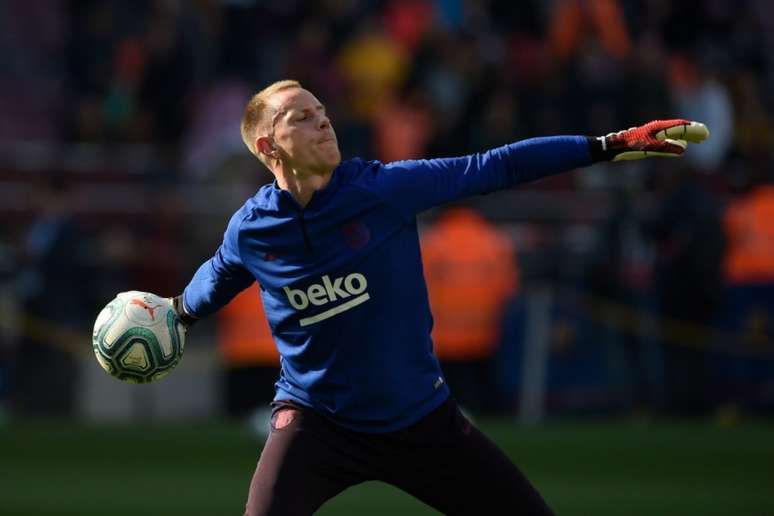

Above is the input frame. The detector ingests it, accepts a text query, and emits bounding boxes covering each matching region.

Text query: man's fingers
[612,151,682,161]
[611,139,687,161]
[664,138,687,152]
[655,122,710,143]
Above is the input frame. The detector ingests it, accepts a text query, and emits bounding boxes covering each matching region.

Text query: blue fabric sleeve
[182,211,255,318]
[370,136,592,218]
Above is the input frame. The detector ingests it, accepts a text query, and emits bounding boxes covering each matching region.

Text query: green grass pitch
[1,419,772,515]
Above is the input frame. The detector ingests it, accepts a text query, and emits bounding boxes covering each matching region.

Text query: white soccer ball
[92,291,186,384]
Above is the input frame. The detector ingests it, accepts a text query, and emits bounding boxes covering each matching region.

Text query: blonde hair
[240,79,302,158]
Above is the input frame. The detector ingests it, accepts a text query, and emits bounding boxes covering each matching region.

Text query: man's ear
[256,137,277,157]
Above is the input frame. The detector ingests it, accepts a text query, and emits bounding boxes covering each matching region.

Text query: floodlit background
[1,1,773,515]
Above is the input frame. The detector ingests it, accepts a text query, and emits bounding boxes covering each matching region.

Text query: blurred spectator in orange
[548,0,632,61]
[216,282,279,418]
[713,162,774,411]
[724,176,774,284]
[421,206,518,413]
[373,86,433,162]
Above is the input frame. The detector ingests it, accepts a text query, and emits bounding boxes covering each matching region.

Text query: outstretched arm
[365,119,709,219]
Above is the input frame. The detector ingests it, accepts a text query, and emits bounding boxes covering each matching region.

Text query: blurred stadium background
[1,0,773,514]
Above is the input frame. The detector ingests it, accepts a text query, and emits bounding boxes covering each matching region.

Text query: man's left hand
[599,119,710,161]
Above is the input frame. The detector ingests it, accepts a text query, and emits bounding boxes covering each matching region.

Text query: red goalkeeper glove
[593,119,710,161]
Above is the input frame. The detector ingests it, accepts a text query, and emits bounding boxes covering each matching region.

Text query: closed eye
[294,105,325,123]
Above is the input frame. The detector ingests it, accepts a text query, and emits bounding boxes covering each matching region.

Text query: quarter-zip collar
[270,163,344,213]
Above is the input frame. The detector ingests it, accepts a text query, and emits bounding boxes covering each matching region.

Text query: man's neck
[274,166,334,208]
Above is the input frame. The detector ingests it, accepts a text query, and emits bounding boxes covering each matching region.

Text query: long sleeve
[182,211,255,318]
[363,136,592,218]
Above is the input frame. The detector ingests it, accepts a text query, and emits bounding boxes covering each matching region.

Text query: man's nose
[319,115,331,129]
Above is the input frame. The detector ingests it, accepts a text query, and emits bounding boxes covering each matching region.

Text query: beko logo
[283,273,370,326]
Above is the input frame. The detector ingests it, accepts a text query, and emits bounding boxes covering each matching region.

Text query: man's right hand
[170,294,198,329]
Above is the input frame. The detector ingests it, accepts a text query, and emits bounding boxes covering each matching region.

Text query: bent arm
[182,248,254,319]
[181,213,254,319]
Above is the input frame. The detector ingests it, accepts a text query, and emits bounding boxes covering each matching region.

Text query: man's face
[265,88,341,173]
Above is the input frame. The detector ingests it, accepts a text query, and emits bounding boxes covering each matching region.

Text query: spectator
[646,164,725,415]
[669,57,734,170]
[337,16,408,120]
[3,0,774,423]
[716,161,774,410]
[724,170,774,284]
[12,176,91,416]
[373,85,433,162]
[586,187,666,414]
[421,206,518,413]
[547,0,631,62]
[216,283,279,418]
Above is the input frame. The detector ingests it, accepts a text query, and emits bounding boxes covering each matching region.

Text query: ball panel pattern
[92,292,185,384]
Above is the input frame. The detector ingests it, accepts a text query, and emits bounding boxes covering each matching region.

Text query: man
[173,79,708,515]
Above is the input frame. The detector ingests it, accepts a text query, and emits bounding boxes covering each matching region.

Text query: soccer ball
[92,291,186,383]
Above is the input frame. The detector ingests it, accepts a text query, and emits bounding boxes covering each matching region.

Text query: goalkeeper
[174,80,708,516]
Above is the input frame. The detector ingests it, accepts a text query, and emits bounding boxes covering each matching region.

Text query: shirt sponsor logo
[283,272,370,326]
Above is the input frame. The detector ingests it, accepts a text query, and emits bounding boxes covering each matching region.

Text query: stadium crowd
[1,0,773,419]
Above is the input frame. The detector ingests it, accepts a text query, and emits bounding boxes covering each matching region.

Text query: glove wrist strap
[172,294,198,328]
[586,136,618,162]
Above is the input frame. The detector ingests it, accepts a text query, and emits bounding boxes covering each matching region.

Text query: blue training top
[183,136,592,432]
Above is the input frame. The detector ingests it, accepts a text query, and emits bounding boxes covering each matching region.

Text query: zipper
[299,212,312,252]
